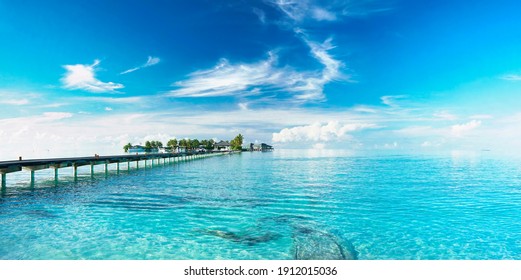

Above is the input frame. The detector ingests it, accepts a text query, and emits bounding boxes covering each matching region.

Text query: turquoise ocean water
[1,150,520,259]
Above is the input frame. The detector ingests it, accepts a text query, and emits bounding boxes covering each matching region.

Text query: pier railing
[0,151,235,188]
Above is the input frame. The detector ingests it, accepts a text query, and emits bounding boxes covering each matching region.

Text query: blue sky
[1,0,521,158]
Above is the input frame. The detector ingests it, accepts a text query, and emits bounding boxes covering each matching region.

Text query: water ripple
[1,151,521,259]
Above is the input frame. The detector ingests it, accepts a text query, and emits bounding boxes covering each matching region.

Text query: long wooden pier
[0,151,229,188]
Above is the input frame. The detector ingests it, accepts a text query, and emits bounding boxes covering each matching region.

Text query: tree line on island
[123,134,243,153]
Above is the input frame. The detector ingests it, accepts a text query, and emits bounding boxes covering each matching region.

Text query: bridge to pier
[0,151,230,188]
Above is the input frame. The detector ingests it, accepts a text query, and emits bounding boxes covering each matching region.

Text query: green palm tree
[123,143,132,153]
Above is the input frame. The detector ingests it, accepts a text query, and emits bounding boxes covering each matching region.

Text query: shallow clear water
[1,150,521,259]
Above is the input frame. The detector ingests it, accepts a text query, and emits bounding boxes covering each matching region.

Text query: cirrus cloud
[121,56,161,74]
[270,0,337,22]
[168,36,343,102]
[0,98,30,105]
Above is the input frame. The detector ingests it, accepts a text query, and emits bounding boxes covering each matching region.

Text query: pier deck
[0,151,229,187]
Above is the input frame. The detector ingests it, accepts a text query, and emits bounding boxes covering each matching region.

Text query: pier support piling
[30,170,35,187]
[1,173,6,189]
[73,165,78,180]
[54,168,58,183]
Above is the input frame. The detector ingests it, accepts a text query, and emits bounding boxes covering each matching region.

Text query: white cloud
[421,140,445,148]
[238,103,249,110]
[144,56,160,67]
[33,102,68,108]
[2,94,514,160]
[41,112,73,121]
[121,56,161,74]
[167,1,344,103]
[270,0,391,23]
[1,108,374,159]
[421,141,433,147]
[501,74,521,81]
[433,111,457,120]
[0,112,162,159]
[311,7,336,21]
[252,8,266,24]
[312,142,326,149]
[353,106,378,114]
[168,53,280,98]
[169,37,342,102]
[451,120,481,137]
[271,0,337,22]
[395,126,439,137]
[383,141,398,149]
[62,60,124,93]
[121,67,139,75]
[469,114,493,120]
[105,107,113,111]
[0,98,29,105]
[0,90,40,106]
[271,0,308,21]
[0,112,74,147]
[79,96,144,104]
[381,95,407,107]
[294,36,343,100]
[272,121,375,143]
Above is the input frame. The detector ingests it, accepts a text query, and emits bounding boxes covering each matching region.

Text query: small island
[122,134,244,154]
[121,134,272,154]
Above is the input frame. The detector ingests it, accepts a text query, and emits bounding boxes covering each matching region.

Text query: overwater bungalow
[247,143,274,152]
[214,140,231,151]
